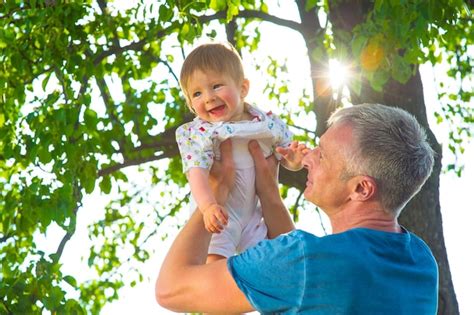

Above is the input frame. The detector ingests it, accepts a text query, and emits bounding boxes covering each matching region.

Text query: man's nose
[302,151,312,169]
[302,148,316,168]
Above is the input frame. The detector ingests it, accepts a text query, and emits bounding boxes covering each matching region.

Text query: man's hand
[248,140,280,199]
[209,139,235,206]
[248,140,295,238]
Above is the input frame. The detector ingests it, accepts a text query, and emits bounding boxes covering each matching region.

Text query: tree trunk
[327,1,459,314]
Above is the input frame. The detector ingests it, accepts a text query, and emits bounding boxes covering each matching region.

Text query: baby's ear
[240,78,250,98]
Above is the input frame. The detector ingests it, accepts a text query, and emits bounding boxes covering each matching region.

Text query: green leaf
[81,163,97,194]
[370,69,390,91]
[42,286,65,310]
[158,4,173,22]
[305,0,318,11]
[84,108,98,130]
[349,74,362,96]
[42,72,52,91]
[391,54,412,83]
[63,275,78,288]
[209,0,226,11]
[374,0,383,11]
[64,299,86,314]
[351,35,368,57]
[38,146,52,164]
[99,175,112,194]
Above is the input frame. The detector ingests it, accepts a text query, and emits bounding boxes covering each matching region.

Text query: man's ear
[350,175,377,201]
[240,78,250,98]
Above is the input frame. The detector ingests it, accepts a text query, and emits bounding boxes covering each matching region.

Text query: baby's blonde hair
[180,42,245,111]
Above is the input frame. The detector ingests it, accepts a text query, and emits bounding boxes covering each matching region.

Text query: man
[156,103,438,314]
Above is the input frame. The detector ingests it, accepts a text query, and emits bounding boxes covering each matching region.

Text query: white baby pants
[190,137,272,257]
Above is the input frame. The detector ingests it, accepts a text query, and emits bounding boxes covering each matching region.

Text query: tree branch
[91,8,304,68]
[95,76,127,154]
[1,300,12,314]
[55,182,82,260]
[291,190,304,222]
[286,122,316,135]
[200,10,305,34]
[97,152,169,177]
[316,206,328,235]
[279,167,306,191]
[0,6,27,20]
[92,24,175,67]
[55,229,74,260]
[151,55,180,84]
[54,66,70,105]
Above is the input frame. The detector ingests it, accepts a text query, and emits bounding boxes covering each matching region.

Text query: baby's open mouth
[209,105,226,115]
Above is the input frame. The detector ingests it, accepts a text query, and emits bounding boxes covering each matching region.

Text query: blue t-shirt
[227,228,438,314]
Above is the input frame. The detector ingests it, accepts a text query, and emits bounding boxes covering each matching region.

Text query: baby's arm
[188,168,228,233]
[276,141,310,171]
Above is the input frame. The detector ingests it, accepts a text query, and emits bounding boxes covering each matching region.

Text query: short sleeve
[227,231,306,313]
[175,122,214,172]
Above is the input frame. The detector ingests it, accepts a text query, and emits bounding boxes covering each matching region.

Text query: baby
[176,42,307,262]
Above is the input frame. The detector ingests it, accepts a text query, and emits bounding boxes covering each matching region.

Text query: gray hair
[328,103,435,216]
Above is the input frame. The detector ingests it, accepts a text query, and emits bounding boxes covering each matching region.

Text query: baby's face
[186,69,249,123]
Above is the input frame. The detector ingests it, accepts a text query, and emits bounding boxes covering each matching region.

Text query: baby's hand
[202,203,229,233]
[276,141,310,171]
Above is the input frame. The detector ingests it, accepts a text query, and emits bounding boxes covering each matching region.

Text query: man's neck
[329,204,401,234]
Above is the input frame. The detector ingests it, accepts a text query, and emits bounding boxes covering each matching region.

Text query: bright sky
[35,2,473,314]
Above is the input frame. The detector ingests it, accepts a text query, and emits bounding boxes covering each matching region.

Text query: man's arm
[248,140,295,238]
[155,140,253,313]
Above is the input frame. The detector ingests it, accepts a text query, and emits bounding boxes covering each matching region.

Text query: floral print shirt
[176,106,293,172]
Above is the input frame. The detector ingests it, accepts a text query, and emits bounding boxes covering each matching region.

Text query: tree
[0,1,472,313]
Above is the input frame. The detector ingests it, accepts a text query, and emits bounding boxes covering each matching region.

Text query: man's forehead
[320,123,353,148]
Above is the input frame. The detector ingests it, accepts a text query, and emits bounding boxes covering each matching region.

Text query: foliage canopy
[0,0,472,313]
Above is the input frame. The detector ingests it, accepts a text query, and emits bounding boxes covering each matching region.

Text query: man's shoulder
[231,230,310,263]
[264,229,320,255]
[274,229,315,244]
[405,230,437,263]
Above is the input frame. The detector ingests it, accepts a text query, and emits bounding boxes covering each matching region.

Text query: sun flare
[328,59,349,90]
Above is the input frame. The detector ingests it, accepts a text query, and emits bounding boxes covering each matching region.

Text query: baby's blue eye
[213,84,223,89]
[192,91,201,98]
